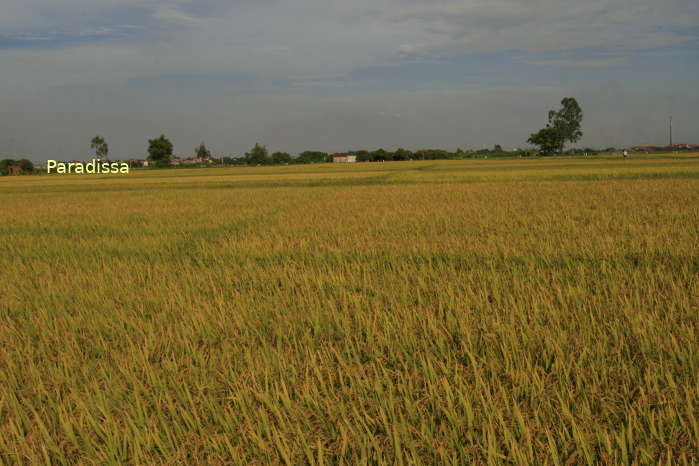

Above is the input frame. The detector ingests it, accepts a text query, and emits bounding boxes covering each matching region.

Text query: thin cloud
[153,6,207,25]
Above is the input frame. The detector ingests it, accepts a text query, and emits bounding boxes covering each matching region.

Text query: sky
[1,0,698,161]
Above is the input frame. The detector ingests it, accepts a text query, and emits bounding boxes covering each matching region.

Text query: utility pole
[669,116,673,147]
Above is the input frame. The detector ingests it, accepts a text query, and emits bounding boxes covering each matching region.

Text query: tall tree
[528,97,583,155]
[245,143,270,165]
[549,97,583,150]
[91,136,109,160]
[148,135,173,165]
[195,142,211,160]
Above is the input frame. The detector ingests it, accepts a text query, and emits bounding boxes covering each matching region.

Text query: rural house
[8,165,22,175]
[332,153,357,163]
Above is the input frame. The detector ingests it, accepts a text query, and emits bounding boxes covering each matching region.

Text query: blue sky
[1,0,697,160]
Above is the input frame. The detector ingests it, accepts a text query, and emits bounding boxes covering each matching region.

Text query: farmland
[1,156,698,464]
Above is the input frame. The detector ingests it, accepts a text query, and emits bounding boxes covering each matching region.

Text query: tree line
[143,140,541,167]
[2,97,596,174]
[143,97,587,165]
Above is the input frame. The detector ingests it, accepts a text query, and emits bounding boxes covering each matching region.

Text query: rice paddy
[1,156,697,464]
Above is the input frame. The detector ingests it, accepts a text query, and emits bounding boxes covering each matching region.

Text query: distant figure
[623,150,628,158]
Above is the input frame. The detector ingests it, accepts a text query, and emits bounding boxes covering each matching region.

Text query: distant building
[631,144,699,152]
[332,153,357,163]
[8,165,22,175]
[127,158,147,167]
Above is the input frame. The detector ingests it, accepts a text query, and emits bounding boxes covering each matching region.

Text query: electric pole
[669,116,673,147]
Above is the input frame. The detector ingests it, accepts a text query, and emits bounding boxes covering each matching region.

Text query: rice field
[1,156,698,464]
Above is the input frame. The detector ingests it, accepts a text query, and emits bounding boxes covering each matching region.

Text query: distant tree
[544,98,584,153]
[297,151,329,164]
[354,150,371,162]
[271,152,292,164]
[527,127,563,155]
[371,148,390,161]
[0,159,15,175]
[528,97,583,155]
[18,159,34,172]
[148,135,173,166]
[91,136,109,160]
[414,149,451,160]
[0,158,33,175]
[549,97,583,150]
[195,142,211,160]
[245,143,270,165]
[562,99,584,147]
[393,148,412,161]
[494,144,503,152]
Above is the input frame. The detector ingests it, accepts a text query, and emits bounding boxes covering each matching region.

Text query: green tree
[494,144,503,152]
[245,143,270,165]
[271,152,292,164]
[371,148,390,161]
[549,97,583,150]
[148,135,174,166]
[297,151,329,164]
[0,158,33,175]
[195,142,211,160]
[0,159,15,175]
[527,127,563,155]
[528,97,583,155]
[354,150,370,162]
[414,149,451,160]
[393,148,412,161]
[18,159,34,172]
[91,136,109,160]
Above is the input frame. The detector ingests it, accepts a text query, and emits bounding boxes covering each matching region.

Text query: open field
[1,157,698,464]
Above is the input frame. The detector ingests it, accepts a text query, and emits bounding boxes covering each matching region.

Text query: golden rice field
[1,156,698,464]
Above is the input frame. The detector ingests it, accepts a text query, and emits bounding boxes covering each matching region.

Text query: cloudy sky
[1,0,697,160]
